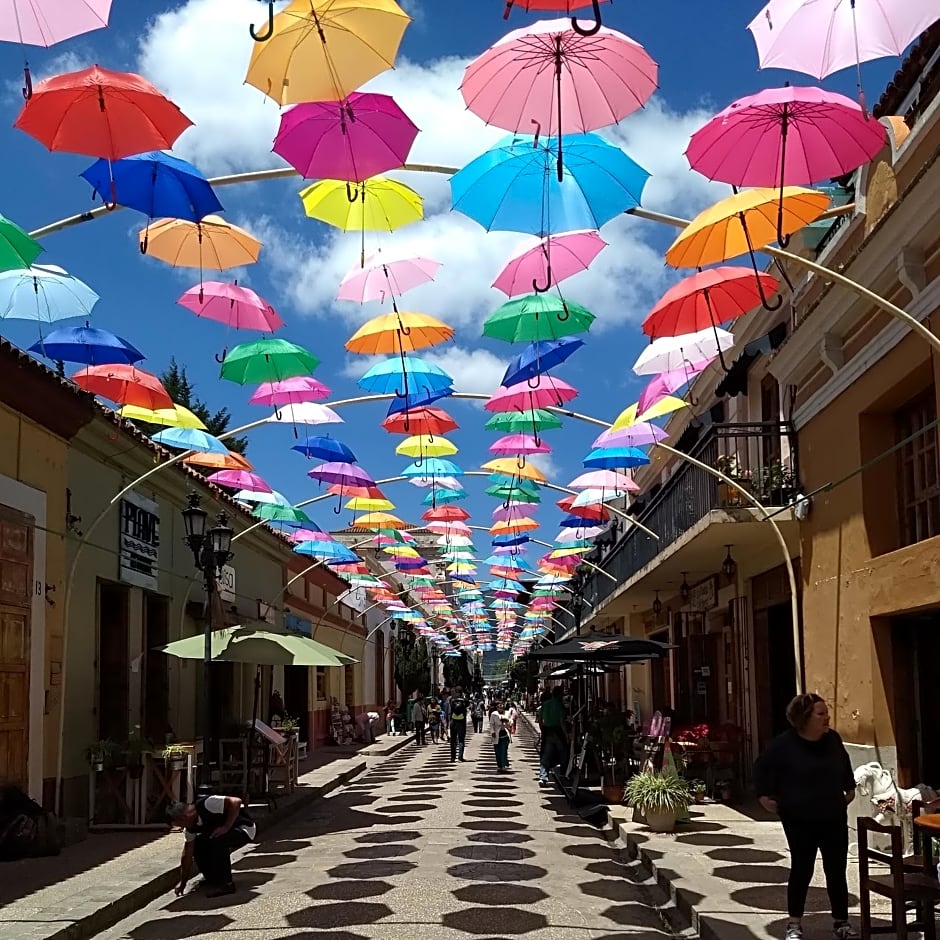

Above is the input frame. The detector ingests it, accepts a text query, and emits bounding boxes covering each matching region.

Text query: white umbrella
[267,402,343,425]
[235,489,289,505]
[632,327,733,376]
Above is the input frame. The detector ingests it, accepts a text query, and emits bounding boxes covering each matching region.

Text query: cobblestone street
[96,727,673,940]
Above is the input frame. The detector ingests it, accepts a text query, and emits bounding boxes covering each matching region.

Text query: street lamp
[181,492,234,785]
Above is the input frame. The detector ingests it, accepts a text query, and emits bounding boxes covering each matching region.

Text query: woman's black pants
[781,815,849,921]
[193,828,251,886]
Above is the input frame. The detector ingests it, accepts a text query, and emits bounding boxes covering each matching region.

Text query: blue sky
[0,0,901,543]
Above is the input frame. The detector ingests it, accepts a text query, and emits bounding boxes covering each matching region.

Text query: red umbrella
[381,407,459,436]
[642,267,779,340]
[422,505,471,522]
[556,495,609,521]
[72,364,174,410]
[502,0,609,28]
[15,65,192,161]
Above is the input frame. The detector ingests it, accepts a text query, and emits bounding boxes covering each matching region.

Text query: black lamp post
[181,492,234,785]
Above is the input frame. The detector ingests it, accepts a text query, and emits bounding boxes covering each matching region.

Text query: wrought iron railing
[557,422,797,631]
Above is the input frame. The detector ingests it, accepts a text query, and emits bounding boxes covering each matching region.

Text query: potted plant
[689,779,708,804]
[624,772,690,833]
[162,744,188,771]
[84,739,114,773]
[754,461,797,505]
[280,716,299,736]
[122,735,151,780]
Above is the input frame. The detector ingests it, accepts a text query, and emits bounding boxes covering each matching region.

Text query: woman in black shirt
[754,693,858,940]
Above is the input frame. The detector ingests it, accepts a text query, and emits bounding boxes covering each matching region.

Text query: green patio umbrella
[220,338,320,385]
[251,503,312,525]
[0,214,42,272]
[156,622,357,667]
[483,294,594,344]
[484,409,563,433]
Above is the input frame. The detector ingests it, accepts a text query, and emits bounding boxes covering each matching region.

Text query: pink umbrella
[461,18,657,180]
[492,502,540,521]
[593,423,668,448]
[485,376,578,412]
[289,528,332,542]
[206,469,273,493]
[337,251,441,304]
[177,281,283,332]
[686,85,885,245]
[489,433,552,455]
[250,376,331,407]
[493,230,607,296]
[568,470,639,491]
[273,92,419,183]
[637,359,712,414]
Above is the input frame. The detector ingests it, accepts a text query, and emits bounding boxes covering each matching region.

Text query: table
[913,813,940,873]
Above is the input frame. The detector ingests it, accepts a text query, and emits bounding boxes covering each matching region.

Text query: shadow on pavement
[125,913,234,939]
[307,880,395,901]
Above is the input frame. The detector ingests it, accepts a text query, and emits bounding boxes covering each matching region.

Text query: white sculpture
[854,761,936,846]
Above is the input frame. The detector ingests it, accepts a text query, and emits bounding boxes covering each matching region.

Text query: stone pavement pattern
[96,726,676,940]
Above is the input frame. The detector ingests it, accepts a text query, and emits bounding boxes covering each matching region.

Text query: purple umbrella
[637,359,712,414]
[593,422,668,448]
[273,92,420,183]
[307,462,375,487]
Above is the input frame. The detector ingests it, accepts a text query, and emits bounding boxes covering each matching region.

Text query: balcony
[558,422,801,634]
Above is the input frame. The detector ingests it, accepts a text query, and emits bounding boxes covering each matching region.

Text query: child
[428,700,442,743]
[495,715,511,772]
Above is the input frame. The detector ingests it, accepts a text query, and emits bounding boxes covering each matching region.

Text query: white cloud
[527,452,560,483]
[422,347,508,396]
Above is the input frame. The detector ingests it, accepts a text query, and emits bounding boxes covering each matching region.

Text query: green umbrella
[156,622,357,667]
[220,338,319,385]
[484,409,563,433]
[486,481,541,503]
[0,215,42,273]
[251,503,312,524]
[483,294,595,344]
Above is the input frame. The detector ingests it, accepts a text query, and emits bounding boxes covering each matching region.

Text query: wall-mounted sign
[219,565,236,604]
[689,575,718,611]
[119,492,160,591]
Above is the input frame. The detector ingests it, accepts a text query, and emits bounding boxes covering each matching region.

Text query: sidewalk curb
[52,757,369,940]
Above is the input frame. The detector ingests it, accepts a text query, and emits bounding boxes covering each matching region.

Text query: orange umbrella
[72,364,173,409]
[345,311,453,356]
[184,451,254,471]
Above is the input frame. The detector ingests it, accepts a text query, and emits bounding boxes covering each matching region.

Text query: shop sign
[119,492,159,590]
[219,565,236,604]
[689,575,718,611]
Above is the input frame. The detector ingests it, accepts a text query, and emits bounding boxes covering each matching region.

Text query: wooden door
[0,508,33,788]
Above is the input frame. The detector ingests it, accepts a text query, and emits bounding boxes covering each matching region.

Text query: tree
[393,634,430,698]
[510,658,539,694]
[160,358,248,453]
[442,652,473,692]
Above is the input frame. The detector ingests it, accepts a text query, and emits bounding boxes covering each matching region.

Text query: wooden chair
[858,816,940,940]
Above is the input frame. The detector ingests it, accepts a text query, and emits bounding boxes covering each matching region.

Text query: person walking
[471,697,485,734]
[169,794,256,898]
[449,686,469,762]
[754,693,858,940]
[537,687,568,785]
[508,701,518,735]
[495,715,512,772]
[428,698,443,744]
[412,695,427,746]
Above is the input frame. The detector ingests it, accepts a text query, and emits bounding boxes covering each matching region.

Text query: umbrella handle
[249,1,275,41]
[527,374,541,390]
[556,299,570,322]
[517,454,527,471]
[571,0,603,36]
[22,64,32,100]
[503,0,514,18]
[346,182,361,203]
[532,262,552,293]
[214,348,227,363]
[139,230,149,254]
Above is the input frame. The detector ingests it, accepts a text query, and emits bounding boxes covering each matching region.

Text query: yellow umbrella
[483,458,546,483]
[345,496,395,512]
[345,311,454,356]
[139,215,262,271]
[300,177,423,232]
[119,403,207,429]
[665,187,830,269]
[245,0,411,106]
[490,518,540,534]
[612,396,688,430]
[395,435,458,459]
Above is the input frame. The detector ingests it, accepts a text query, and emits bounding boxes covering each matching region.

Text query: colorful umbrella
[337,252,441,304]
[493,230,607,296]
[583,446,650,469]
[206,470,272,493]
[251,376,331,407]
[484,294,594,343]
[28,325,143,365]
[267,403,343,426]
[637,364,710,414]
[245,0,412,106]
[274,92,419,182]
[72,364,173,409]
[0,215,43,272]
[177,281,283,333]
[461,18,657,179]
[184,451,253,471]
[152,427,228,454]
[15,65,192,160]
[118,403,206,429]
[593,422,668,448]
[486,375,578,412]
[357,356,453,396]
[395,435,458,458]
[220,338,319,385]
[80,150,222,219]
[345,311,453,355]
[484,409,562,433]
[0,0,111,49]
[308,462,375,487]
[382,406,458,436]
[633,328,734,376]
[502,0,610,19]
[291,436,357,462]
[642,267,780,339]
[501,337,584,385]
[253,503,312,525]
[0,263,97,322]
[139,215,262,273]
[489,434,552,456]
[452,134,649,235]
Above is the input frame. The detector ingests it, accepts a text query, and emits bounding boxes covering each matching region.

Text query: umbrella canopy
[633,328,734,376]
[357,356,452,396]
[665,187,830,268]
[526,632,673,660]
[157,622,356,666]
[0,263,97,322]
[583,446,650,469]
[0,215,43,272]
[0,0,112,47]
[118,403,206,429]
[593,422,667,448]
[268,402,343,426]
[80,150,222,220]
[300,176,423,232]
[486,375,578,412]
[28,326,143,365]
[291,436,357,462]
[503,0,611,16]
[151,427,228,454]
[274,92,419,182]
[345,311,453,355]
[206,470,272,493]
[396,435,458,458]
[494,231,607,296]
[308,461,374,486]
[72,364,173,409]
[502,337,584,385]
[185,451,253,471]
[250,376,331,407]
[220,338,319,385]
[452,133,649,236]
[484,409,562,433]
[338,252,440,303]
[484,294,594,344]
[382,406,458,436]
[489,433,552,456]
[637,364,709,414]
[245,0,412,106]
[178,281,283,332]
[140,215,262,270]
[15,65,192,160]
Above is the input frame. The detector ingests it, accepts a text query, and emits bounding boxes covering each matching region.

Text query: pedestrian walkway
[95,724,677,940]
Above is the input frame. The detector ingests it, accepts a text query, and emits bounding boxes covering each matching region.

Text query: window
[896,390,940,546]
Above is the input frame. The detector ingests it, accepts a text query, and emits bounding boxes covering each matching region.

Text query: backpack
[450,697,467,721]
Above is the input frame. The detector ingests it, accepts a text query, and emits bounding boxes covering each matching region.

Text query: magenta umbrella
[637,359,712,414]
[178,281,283,331]
[593,422,668,448]
[273,92,419,183]
[206,469,273,493]
[249,376,331,407]
[460,18,657,180]
[686,85,886,245]
[485,375,578,412]
[307,462,375,487]
[489,433,552,455]
[492,230,607,297]
[337,251,441,304]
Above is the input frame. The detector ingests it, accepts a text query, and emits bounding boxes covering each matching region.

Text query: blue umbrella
[151,427,229,454]
[386,386,453,416]
[0,263,99,323]
[291,435,357,462]
[493,534,529,547]
[80,151,223,223]
[502,338,584,386]
[451,133,649,236]
[421,488,466,505]
[28,326,144,366]
[358,356,453,396]
[294,540,359,563]
[583,446,650,470]
[401,458,463,478]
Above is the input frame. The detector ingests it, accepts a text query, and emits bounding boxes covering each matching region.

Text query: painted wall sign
[119,492,160,590]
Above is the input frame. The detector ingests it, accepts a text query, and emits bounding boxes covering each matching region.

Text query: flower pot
[168,758,185,772]
[645,810,677,833]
